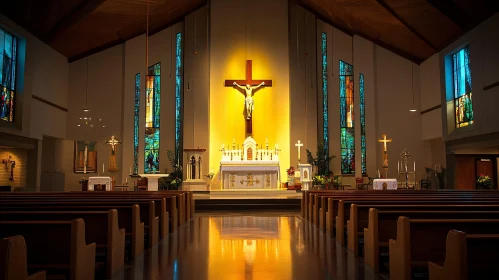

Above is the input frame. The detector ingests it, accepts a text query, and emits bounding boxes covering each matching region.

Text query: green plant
[161,150,182,190]
[425,166,446,189]
[306,142,335,176]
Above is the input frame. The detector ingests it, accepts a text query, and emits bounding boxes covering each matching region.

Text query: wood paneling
[455,156,475,190]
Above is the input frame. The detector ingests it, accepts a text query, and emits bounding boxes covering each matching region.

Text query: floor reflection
[116,215,382,280]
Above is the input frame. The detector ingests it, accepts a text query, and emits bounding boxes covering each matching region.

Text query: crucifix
[224,60,273,137]
[105,135,121,172]
[295,140,304,163]
[378,134,392,177]
[2,155,15,181]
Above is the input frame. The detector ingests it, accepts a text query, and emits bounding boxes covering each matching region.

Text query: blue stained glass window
[145,63,161,174]
[453,46,473,128]
[133,73,140,175]
[359,73,366,175]
[0,28,18,122]
[175,32,182,166]
[321,32,329,164]
[339,61,354,174]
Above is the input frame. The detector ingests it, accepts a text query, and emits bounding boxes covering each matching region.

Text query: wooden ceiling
[0,0,205,62]
[1,0,497,63]
[302,0,499,63]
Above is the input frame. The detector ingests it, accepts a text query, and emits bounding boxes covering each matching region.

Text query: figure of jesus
[233,81,265,120]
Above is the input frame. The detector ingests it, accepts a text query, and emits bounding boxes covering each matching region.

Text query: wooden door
[455,156,475,190]
[476,159,494,187]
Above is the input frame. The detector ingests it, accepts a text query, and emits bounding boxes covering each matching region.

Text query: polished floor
[116,213,382,280]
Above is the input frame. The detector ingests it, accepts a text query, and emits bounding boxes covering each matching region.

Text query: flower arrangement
[170,177,182,188]
[313,175,332,186]
[477,173,493,189]
[286,166,295,177]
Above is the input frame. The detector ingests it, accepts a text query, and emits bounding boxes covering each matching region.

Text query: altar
[219,137,280,189]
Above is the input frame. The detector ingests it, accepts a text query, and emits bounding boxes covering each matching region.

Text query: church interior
[0,0,499,279]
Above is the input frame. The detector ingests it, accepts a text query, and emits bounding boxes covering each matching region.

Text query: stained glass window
[0,28,18,122]
[339,61,354,174]
[133,73,140,174]
[453,46,473,128]
[175,32,182,166]
[359,73,366,175]
[321,32,329,164]
[145,63,161,174]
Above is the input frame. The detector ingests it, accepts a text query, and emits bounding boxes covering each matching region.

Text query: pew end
[428,230,467,280]
[0,235,47,280]
[347,204,358,256]
[388,216,411,280]
[364,208,379,273]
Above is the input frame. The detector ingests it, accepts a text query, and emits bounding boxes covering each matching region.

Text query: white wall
[0,14,68,140]
[375,46,425,178]
[441,13,499,141]
[420,53,443,140]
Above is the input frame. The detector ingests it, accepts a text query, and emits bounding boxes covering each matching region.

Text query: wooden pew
[0,219,96,280]
[349,203,499,257]
[0,210,125,279]
[389,217,499,280]
[0,203,144,260]
[328,197,499,241]
[363,206,499,273]
[1,193,180,236]
[0,235,46,280]
[428,230,499,280]
[0,200,158,249]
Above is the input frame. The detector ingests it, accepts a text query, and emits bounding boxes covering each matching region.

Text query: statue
[233,81,265,120]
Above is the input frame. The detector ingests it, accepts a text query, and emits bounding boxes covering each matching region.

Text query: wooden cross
[295,140,304,163]
[378,134,392,152]
[224,60,272,137]
[378,134,392,169]
[2,155,15,181]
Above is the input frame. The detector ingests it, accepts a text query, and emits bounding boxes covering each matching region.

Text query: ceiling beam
[374,0,437,51]
[427,0,469,29]
[44,0,108,42]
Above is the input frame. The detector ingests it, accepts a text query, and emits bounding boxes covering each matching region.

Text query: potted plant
[306,142,335,176]
[161,150,183,190]
[425,165,446,189]
[476,173,493,189]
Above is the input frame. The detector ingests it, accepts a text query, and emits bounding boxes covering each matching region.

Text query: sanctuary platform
[194,189,301,211]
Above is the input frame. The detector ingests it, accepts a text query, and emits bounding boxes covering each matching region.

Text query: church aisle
[116,214,382,280]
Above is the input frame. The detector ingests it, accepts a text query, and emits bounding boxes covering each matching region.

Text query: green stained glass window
[453,46,473,128]
[175,32,182,166]
[145,63,161,174]
[0,28,18,122]
[134,73,140,174]
[321,32,329,166]
[360,73,366,175]
[339,61,354,174]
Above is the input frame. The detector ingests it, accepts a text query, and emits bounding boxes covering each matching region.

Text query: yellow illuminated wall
[209,0,290,180]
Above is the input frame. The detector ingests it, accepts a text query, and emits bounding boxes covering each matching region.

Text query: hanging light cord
[146,0,149,74]
[85,58,89,108]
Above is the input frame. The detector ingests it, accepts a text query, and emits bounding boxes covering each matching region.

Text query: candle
[125,177,128,185]
[222,144,225,149]
[129,166,132,175]
[266,137,268,144]
[397,161,400,173]
[102,163,105,174]
[233,138,235,144]
[414,161,416,172]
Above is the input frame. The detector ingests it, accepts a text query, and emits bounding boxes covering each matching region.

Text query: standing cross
[224,60,273,137]
[295,140,304,163]
[378,134,392,152]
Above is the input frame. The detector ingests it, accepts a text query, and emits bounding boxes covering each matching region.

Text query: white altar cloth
[138,174,169,191]
[220,161,280,189]
[88,177,112,191]
[373,179,398,190]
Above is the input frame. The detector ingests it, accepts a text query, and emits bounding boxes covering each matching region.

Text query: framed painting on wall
[74,141,97,173]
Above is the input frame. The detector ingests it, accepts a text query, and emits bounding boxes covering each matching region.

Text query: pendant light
[409,35,417,112]
[77,58,106,128]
